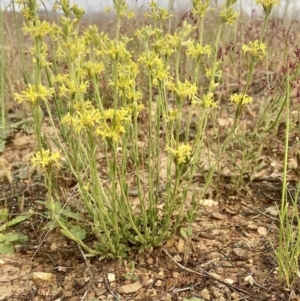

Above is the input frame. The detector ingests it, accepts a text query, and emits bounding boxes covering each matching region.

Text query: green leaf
[6,215,29,227]
[43,220,59,230]
[180,228,188,239]
[60,229,74,240]
[5,232,28,243]
[0,233,6,243]
[61,226,86,241]
[85,253,97,258]
[0,243,15,254]
[53,202,62,214]
[4,233,20,242]
[62,207,80,220]
[69,226,86,240]
[0,208,8,221]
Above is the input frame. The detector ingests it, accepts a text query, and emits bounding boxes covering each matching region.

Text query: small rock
[265,205,279,216]
[57,266,67,272]
[246,221,258,230]
[244,274,254,285]
[164,239,175,248]
[233,248,247,258]
[173,254,182,262]
[231,292,239,300]
[118,281,142,294]
[155,280,163,287]
[144,278,154,287]
[32,272,55,285]
[14,245,23,254]
[257,226,267,236]
[107,273,116,283]
[199,199,218,206]
[146,257,154,265]
[157,270,165,278]
[201,288,211,299]
[224,278,234,284]
[95,289,107,296]
[175,238,185,253]
[145,288,157,297]
[172,272,180,279]
[211,212,227,220]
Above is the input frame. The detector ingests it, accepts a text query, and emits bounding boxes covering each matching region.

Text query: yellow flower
[32,149,61,169]
[230,93,253,105]
[21,6,34,19]
[166,143,192,165]
[219,6,238,25]
[61,101,101,133]
[163,109,179,122]
[95,123,126,142]
[200,92,217,108]
[186,43,211,60]
[135,25,155,41]
[169,80,197,101]
[83,61,105,78]
[242,40,266,60]
[95,108,132,142]
[23,20,53,38]
[192,0,213,18]
[165,21,194,50]
[14,84,54,104]
[255,0,279,12]
[144,0,171,21]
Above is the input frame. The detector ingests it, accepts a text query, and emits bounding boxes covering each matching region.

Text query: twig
[240,201,280,222]
[163,248,249,295]
[78,245,94,301]
[104,276,121,301]
[163,248,287,301]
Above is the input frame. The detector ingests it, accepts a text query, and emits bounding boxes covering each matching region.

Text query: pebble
[107,273,116,283]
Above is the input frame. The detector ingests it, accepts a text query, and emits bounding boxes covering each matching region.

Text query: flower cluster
[219,6,238,25]
[52,74,89,98]
[242,40,266,60]
[144,0,171,21]
[138,51,170,86]
[14,84,54,104]
[61,101,101,133]
[192,0,213,18]
[230,93,253,105]
[186,43,212,61]
[95,108,132,142]
[199,92,217,108]
[255,0,279,13]
[61,101,140,143]
[32,149,61,169]
[169,80,198,102]
[165,21,195,50]
[166,143,192,165]
[22,20,54,38]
